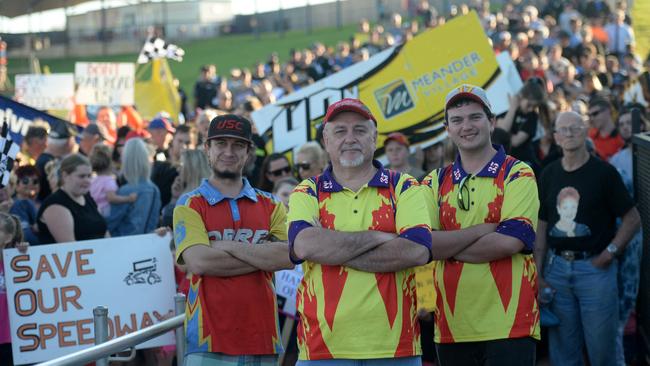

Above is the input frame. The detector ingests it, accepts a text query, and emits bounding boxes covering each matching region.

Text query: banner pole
[175,293,186,366]
[93,306,109,366]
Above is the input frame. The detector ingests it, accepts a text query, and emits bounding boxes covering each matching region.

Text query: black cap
[49,120,77,139]
[206,114,253,143]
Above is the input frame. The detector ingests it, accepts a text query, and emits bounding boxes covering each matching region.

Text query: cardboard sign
[2,234,176,365]
[14,74,75,111]
[275,266,303,318]
[252,11,523,160]
[414,263,436,311]
[75,62,135,106]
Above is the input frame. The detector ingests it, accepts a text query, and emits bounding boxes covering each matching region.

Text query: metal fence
[35,293,186,366]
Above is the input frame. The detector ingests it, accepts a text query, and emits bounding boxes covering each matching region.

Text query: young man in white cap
[422,84,540,365]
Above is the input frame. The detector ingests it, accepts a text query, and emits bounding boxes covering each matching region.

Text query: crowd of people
[0,0,649,365]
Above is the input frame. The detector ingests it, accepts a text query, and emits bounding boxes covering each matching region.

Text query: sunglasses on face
[588,109,605,118]
[268,166,291,177]
[295,163,311,171]
[457,174,472,211]
[19,177,40,185]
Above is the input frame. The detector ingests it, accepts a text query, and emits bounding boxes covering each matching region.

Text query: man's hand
[591,250,615,269]
[15,242,29,254]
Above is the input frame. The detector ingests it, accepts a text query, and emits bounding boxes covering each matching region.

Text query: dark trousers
[435,337,536,366]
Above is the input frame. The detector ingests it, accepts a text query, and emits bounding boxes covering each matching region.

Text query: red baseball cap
[384,132,410,147]
[323,98,377,125]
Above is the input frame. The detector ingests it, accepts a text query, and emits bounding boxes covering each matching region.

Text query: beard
[213,169,240,180]
[339,155,365,168]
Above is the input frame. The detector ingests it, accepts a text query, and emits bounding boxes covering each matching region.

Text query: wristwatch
[606,243,619,255]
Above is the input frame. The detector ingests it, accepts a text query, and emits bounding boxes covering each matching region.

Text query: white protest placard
[14,74,75,111]
[75,62,135,106]
[2,233,176,365]
[275,266,303,318]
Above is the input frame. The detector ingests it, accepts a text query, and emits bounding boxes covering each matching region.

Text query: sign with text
[253,11,523,160]
[414,263,436,312]
[15,74,75,111]
[75,62,135,106]
[275,266,303,318]
[2,234,176,365]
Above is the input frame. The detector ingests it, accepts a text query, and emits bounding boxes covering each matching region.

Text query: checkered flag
[0,118,19,188]
[137,37,185,64]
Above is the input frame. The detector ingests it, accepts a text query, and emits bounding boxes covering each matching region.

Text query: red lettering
[52,252,73,277]
[60,286,82,311]
[37,288,60,313]
[57,321,76,347]
[11,254,32,283]
[114,314,138,337]
[15,289,37,316]
[36,255,55,280]
[76,249,95,276]
[39,323,57,350]
[18,323,39,352]
[77,318,94,345]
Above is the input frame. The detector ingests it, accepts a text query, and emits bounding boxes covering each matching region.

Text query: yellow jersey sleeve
[173,203,209,265]
[269,201,289,241]
[421,170,442,231]
[496,161,539,251]
[395,173,433,254]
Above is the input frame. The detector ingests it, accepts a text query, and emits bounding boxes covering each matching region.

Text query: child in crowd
[89,144,137,216]
[0,212,28,365]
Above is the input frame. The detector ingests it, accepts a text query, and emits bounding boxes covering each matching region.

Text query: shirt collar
[319,160,391,192]
[197,178,258,205]
[451,144,506,184]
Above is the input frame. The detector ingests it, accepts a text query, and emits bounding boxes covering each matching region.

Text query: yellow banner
[414,262,436,311]
[134,59,181,123]
[253,11,516,158]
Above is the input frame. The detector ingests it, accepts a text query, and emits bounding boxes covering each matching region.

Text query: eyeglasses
[554,125,586,135]
[268,166,291,177]
[295,163,311,171]
[588,109,605,118]
[19,177,40,185]
[457,174,472,211]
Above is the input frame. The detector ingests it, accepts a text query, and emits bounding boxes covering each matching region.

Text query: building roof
[0,0,89,18]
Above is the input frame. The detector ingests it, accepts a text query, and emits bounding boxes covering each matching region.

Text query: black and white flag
[137,37,185,64]
[0,119,19,188]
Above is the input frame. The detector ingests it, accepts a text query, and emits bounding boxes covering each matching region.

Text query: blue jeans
[544,254,618,366]
[296,356,421,366]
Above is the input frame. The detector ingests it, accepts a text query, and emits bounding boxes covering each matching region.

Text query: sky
[0,0,337,33]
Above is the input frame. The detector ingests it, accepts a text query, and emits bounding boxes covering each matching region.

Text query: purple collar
[319,160,391,192]
[451,145,506,184]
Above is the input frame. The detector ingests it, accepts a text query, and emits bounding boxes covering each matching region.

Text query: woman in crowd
[294,141,328,180]
[37,154,107,244]
[9,165,40,244]
[257,153,293,192]
[106,138,161,237]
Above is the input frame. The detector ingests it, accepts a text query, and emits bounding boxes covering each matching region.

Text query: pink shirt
[0,258,11,344]
[90,175,119,216]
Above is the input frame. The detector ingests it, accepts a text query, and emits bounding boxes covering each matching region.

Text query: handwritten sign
[2,234,176,365]
[75,62,135,106]
[14,74,75,111]
[275,266,303,317]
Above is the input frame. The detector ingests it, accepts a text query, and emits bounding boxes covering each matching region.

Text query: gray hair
[121,138,151,185]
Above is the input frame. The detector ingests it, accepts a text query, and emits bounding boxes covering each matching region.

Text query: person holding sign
[421,85,539,365]
[287,98,432,365]
[173,114,293,366]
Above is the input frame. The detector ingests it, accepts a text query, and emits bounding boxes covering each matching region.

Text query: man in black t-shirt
[534,111,640,366]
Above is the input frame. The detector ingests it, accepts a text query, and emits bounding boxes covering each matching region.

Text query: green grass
[7,24,357,101]
[632,0,650,60]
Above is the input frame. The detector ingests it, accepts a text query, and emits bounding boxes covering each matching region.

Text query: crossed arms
[291,226,430,272]
[181,239,294,277]
[430,223,526,263]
